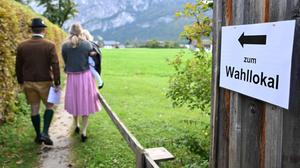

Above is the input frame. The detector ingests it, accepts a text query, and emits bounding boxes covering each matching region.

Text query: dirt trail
[40,88,74,168]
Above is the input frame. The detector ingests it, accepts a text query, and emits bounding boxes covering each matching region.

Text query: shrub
[166,50,212,111]
[0,0,66,122]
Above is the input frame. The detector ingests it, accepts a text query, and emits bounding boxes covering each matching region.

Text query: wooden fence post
[210,0,300,168]
[136,150,145,168]
[0,112,3,125]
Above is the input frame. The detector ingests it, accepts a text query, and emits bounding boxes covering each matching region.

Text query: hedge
[0,0,66,122]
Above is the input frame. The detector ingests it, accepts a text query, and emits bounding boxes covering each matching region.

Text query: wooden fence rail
[98,94,174,168]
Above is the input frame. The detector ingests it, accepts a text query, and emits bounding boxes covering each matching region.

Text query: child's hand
[89,51,97,56]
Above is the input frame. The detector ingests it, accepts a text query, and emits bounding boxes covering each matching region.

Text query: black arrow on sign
[238,32,267,47]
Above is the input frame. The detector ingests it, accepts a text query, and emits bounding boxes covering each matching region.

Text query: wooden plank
[265,1,300,168]
[225,0,233,25]
[263,0,270,22]
[229,1,266,168]
[243,0,263,23]
[281,18,300,168]
[145,147,174,162]
[294,0,299,6]
[215,1,232,168]
[264,105,283,168]
[228,1,244,167]
[287,0,300,19]
[240,98,264,168]
[239,0,266,166]
[258,104,266,168]
[145,154,160,168]
[98,93,144,154]
[210,0,226,167]
[263,1,284,168]
[228,92,242,168]
[278,0,287,20]
[136,151,145,168]
[232,0,244,24]
[216,89,230,168]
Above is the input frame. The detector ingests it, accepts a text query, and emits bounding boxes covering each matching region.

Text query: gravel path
[40,88,74,168]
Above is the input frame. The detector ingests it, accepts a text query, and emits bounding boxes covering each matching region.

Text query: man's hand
[54,85,61,92]
[20,84,24,90]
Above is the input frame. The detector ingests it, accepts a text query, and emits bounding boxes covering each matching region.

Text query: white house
[103,41,121,49]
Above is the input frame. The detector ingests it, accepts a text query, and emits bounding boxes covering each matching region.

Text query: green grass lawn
[71,48,210,168]
[0,93,39,168]
[0,73,66,168]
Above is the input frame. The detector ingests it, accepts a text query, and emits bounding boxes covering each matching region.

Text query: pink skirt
[65,70,101,116]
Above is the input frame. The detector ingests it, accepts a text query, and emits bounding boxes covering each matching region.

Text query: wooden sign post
[210,0,300,168]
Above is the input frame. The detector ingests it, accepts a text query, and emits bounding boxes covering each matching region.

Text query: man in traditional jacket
[16,18,61,145]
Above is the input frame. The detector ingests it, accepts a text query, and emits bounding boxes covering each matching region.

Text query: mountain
[30,0,201,43]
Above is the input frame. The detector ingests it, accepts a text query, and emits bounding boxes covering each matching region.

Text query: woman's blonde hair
[82,29,94,41]
[67,23,84,48]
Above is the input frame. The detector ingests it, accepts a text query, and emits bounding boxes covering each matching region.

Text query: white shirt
[88,57,95,67]
[32,34,44,38]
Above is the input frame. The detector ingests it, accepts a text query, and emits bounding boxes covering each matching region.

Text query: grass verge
[0,93,39,168]
[0,73,66,168]
[71,48,210,168]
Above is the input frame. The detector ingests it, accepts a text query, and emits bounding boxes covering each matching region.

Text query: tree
[144,39,160,48]
[164,41,180,48]
[167,0,213,111]
[175,0,213,50]
[36,0,77,27]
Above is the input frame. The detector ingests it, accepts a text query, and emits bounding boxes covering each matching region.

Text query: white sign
[219,20,296,109]
[47,87,61,104]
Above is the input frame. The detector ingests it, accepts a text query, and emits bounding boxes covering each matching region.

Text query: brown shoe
[41,133,53,146]
[34,136,43,144]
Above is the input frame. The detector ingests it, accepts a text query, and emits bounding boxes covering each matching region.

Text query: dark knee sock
[43,109,54,135]
[31,114,41,138]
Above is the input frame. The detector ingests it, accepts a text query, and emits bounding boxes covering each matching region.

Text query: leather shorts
[23,81,52,105]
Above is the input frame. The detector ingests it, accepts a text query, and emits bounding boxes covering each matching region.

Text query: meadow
[71,48,210,168]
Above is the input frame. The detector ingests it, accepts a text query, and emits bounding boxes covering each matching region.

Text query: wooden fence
[98,94,174,168]
[211,0,300,168]
[0,112,3,124]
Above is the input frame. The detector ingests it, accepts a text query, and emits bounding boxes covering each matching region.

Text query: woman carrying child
[62,23,101,142]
